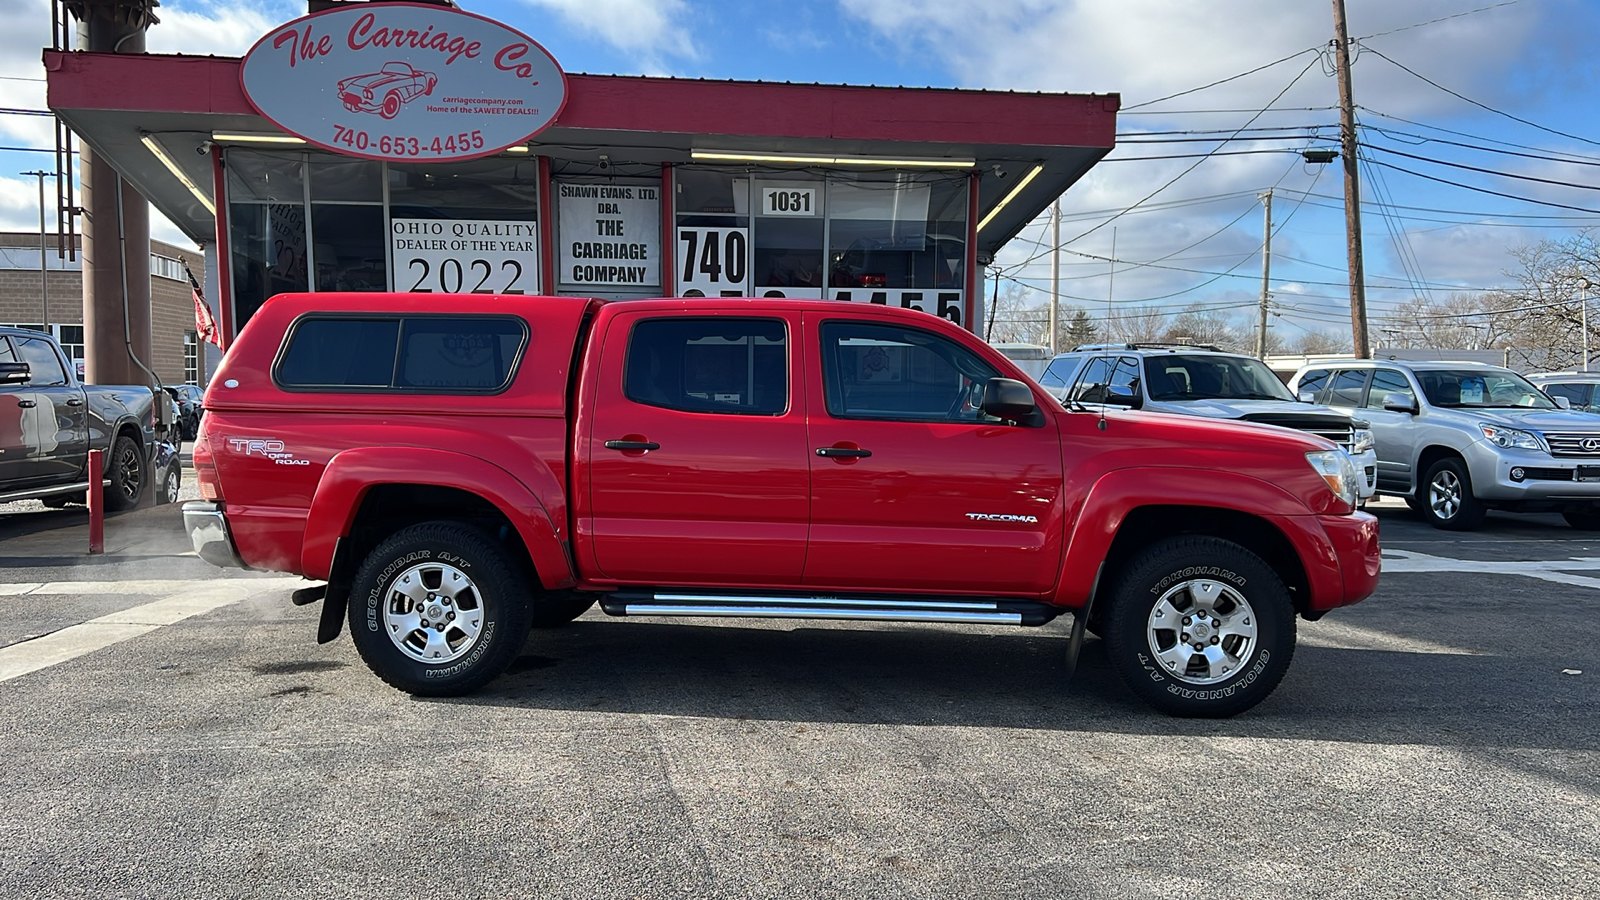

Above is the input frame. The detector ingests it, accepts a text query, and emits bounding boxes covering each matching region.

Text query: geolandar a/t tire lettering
[1103,536,1295,718]
[346,520,533,696]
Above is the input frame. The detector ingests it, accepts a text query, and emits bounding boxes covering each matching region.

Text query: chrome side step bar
[600,590,1061,626]
[0,480,96,505]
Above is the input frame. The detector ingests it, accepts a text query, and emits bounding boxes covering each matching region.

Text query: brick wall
[0,233,205,385]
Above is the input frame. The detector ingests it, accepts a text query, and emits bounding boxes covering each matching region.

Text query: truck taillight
[193,430,223,501]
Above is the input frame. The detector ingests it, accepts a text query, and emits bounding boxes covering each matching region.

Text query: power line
[1361,156,1600,215]
[1360,108,1600,164]
[1356,0,1527,39]
[1361,140,1600,192]
[1360,44,1600,149]
[1122,48,1321,111]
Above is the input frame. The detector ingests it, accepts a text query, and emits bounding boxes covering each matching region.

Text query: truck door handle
[604,439,661,451]
[16,400,35,408]
[816,446,872,458]
[66,398,84,407]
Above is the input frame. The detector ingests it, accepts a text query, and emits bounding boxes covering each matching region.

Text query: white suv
[1040,344,1378,502]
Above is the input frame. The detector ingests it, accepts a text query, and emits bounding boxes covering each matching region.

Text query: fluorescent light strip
[210,132,306,145]
[140,134,216,216]
[692,150,974,168]
[976,163,1043,233]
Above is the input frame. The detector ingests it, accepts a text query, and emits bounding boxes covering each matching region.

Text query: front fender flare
[300,446,574,589]
[1054,467,1309,607]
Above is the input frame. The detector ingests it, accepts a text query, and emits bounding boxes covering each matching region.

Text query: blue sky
[2,0,1597,345]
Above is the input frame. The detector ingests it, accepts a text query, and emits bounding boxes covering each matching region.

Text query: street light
[20,170,50,332]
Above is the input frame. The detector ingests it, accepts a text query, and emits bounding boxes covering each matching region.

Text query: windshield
[1143,355,1295,402]
[1417,369,1557,409]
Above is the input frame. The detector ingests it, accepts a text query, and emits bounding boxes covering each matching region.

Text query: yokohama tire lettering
[1151,566,1245,594]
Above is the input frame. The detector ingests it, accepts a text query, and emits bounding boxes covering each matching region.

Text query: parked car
[0,326,167,510]
[163,383,204,441]
[1290,359,1600,531]
[1526,371,1600,413]
[1037,344,1379,503]
[183,293,1380,717]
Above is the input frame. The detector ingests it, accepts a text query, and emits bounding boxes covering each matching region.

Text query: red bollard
[87,448,104,555]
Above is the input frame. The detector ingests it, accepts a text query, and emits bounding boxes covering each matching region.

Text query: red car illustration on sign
[337,62,438,119]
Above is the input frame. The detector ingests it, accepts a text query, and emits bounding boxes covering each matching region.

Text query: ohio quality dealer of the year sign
[240,3,567,162]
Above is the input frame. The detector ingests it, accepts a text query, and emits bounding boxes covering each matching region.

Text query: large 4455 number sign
[830,288,964,327]
[390,218,540,295]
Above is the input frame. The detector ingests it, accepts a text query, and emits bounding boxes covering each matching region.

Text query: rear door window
[625,317,788,415]
[12,334,68,386]
[1295,369,1330,402]
[1037,354,1082,391]
[1326,369,1370,407]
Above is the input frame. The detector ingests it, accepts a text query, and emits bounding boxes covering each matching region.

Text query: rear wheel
[1103,537,1295,717]
[156,460,181,505]
[347,521,532,695]
[103,434,144,511]
[1417,458,1486,531]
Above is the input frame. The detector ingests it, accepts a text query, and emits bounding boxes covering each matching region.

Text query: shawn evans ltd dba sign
[240,4,566,162]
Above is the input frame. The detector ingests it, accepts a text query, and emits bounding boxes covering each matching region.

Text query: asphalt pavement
[0,491,1594,899]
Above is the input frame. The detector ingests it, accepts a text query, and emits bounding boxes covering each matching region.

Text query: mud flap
[1064,563,1103,680]
[318,586,349,644]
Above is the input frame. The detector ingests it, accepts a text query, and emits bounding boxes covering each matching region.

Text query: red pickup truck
[184,293,1379,716]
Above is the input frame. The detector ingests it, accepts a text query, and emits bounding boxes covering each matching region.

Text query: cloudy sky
[1,0,1596,342]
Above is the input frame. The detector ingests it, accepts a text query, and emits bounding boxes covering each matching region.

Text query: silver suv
[1290,359,1600,531]
[1038,344,1378,500]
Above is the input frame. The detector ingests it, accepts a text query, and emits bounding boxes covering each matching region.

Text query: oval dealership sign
[240,3,567,162]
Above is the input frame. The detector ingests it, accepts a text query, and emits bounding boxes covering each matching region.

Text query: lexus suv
[1038,344,1378,502]
[1291,359,1600,530]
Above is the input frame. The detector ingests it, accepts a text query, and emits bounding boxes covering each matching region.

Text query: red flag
[185,265,221,347]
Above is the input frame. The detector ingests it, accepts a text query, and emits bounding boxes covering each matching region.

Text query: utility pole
[1049,198,1060,353]
[1332,0,1370,358]
[21,170,51,331]
[1583,283,1590,372]
[1256,189,1273,359]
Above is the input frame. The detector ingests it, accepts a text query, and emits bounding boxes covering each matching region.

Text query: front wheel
[1418,458,1486,531]
[347,521,532,695]
[103,434,144,511]
[1563,506,1600,530]
[156,460,181,505]
[1103,537,1296,718]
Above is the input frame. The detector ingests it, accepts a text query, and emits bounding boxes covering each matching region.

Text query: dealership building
[44,0,1117,383]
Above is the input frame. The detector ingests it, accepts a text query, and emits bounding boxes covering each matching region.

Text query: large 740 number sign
[677,227,748,296]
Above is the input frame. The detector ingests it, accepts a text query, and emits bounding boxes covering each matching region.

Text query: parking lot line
[1383,549,1600,589]
[0,577,302,684]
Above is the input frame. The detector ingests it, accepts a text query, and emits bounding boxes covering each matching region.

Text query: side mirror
[1297,390,1316,403]
[1381,391,1417,415]
[981,377,1038,422]
[0,361,30,385]
[1553,395,1572,409]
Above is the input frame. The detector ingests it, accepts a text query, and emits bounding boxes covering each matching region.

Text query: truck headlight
[1306,449,1359,509]
[1351,427,1375,454]
[1478,423,1544,452]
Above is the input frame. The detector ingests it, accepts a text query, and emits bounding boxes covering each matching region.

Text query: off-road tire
[1417,457,1486,531]
[347,521,533,696]
[1103,536,1296,718]
[103,434,144,511]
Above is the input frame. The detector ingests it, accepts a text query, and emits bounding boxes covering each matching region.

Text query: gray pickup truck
[0,326,178,510]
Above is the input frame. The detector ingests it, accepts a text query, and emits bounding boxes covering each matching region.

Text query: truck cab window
[12,334,67,386]
[625,317,788,415]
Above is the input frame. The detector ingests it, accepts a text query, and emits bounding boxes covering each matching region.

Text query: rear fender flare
[300,446,573,589]
[1054,467,1307,606]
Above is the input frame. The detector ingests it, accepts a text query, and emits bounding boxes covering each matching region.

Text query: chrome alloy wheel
[1429,469,1463,520]
[1146,578,1259,685]
[381,561,485,664]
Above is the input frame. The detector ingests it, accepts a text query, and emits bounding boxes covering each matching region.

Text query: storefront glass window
[826,174,966,292]
[389,158,541,295]
[309,155,386,293]
[673,169,750,297]
[226,150,304,203]
[751,176,825,298]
